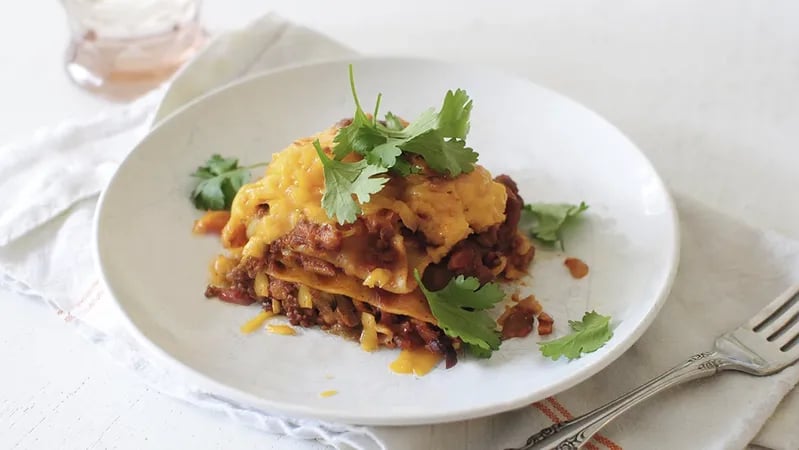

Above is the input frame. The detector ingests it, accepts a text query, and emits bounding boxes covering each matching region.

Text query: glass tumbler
[60,0,208,100]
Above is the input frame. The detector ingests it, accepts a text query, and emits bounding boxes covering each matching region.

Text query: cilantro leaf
[192,154,238,180]
[466,343,494,359]
[314,140,389,224]
[332,65,477,177]
[538,311,613,361]
[366,140,403,168]
[202,154,239,175]
[414,270,505,355]
[520,202,589,245]
[384,112,405,131]
[317,66,480,222]
[332,65,387,159]
[389,157,420,177]
[400,130,478,176]
[190,155,266,210]
[192,176,227,210]
[221,169,249,205]
[334,120,386,159]
[436,89,473,139]
[400,107,438,137]
[385,88,471,140]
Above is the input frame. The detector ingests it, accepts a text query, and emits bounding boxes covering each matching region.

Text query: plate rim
[94,56,681,426]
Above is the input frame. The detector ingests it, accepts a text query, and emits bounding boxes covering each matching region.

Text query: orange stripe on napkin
[583,439,601,449]
[532,400,600,450]
[593,434,623,450]
[531,397,622,450]
[531,400,562,424]
[547,396,574,419]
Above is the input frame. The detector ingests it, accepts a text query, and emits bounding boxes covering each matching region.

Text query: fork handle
[509,351,732,450]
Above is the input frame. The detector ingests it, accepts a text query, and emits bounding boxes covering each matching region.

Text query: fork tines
[748,284,799,352]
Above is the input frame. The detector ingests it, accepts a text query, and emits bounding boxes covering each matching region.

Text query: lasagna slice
[205,123,534,367]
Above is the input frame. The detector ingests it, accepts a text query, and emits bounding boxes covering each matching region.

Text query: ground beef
[508,237,535,276]
[500,307,535,339]
[204,172,534,370]
[537,312,554,336]
[270,280,320,328]
[219,257,265,301]
[333,296,360,328]
[314,225,343,251]
[236,273,460,365]
[281,221,343,252]
[269,216,401,270]
[207,273,461,365]
[363,210,398,248]
[492,174,524,251]
[268,278,296,302]
[498,295,547,340]
[427,174,530,285]
[447,240,497,284]
[420,262,452,291]
[298,255,337,277]
[267,279,459,364]
[204,285,255,305]
[413,320,458,368]
[312,293,338,325]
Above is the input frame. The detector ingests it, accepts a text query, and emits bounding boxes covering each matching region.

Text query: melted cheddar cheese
[220,122,510,319]
[223,127,336,252]
[266,324,297,335]
[267,264,436,323]
[389,348,442,376]
[223,124,507,257]
[365,167,507,261]
[239,310,275,334]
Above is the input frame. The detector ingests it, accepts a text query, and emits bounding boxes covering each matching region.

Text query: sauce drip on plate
[564,257,589,279]
[389,348,442,376]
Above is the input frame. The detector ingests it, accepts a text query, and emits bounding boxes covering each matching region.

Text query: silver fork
[508,284,799,450]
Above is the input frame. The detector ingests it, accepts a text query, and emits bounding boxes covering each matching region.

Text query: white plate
[95,57,679,426]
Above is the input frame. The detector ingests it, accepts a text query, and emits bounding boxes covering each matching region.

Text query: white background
[2,1,798,449]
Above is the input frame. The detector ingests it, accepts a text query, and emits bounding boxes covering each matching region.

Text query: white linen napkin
[1,12,798,450]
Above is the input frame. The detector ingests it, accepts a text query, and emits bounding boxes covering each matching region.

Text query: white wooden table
[2,1,798,449]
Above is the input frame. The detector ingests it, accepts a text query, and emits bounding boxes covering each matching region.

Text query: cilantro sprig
[414,270,505,358]
[313,140,388,224]
[538,311,613,361]
[190,155,267,210]
[520,202,589,247]
[318,65,478,223]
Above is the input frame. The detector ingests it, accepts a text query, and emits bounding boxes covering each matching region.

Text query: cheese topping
[359,312,379,352]
[239,310,275,334]
[223,124,507,265]
[367,166,507,261]
[389,348,442,376]
[223,128,336,250]
[362,268,392,288]
[266,324,297,335]
[220,122,510,321]
[209,255,237,287]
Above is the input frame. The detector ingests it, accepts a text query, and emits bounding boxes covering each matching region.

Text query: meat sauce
[564,257,589,279]
[204,174,537,370]
[498,295,553,339]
